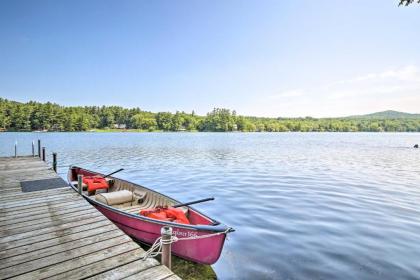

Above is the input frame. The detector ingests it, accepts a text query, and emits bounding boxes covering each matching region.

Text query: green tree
[131,112,157,130]
[183,113,198,131]
[100,108,115,128]
[75,114,92,131]
[201,108,236,131]
[156,112,173,131]
[1,98,420,133]
[171,111,185,131]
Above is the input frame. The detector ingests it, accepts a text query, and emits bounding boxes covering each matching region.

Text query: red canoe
[67,166,233,265]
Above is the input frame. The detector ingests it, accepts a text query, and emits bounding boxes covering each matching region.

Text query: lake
[1,132,420,279]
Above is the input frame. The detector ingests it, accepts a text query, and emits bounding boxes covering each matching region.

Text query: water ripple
[1,132,420,279]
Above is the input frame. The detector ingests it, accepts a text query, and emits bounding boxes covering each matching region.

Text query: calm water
[1,132,420,279]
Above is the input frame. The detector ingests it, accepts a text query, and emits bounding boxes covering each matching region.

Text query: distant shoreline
[2,129,420,133]
[1,98,420,133]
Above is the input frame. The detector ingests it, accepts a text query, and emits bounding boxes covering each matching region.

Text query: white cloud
[245,65,420,117]
[325,65,420,100]
[327,65,420,88]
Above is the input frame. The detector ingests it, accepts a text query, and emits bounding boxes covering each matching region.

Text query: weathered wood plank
[0,196,82,213]
[0,215,107,246]
[0,157,181,280]
[124,265,175,280]
[8,241,140,280]
[163,275,183,280]
[0,235,134,279]
[0,211,104,240]
[0,188,71,201]
[0,200,86,219]
[0,207,98,232]
[0,200,88,222]
[0,222,117,260]
[0,187,72,201]
[0,164,50,171]
[0,192,79,209]
[48,249,154,280]
[0,187,19,192]
[0,173,58,183]
[0,229,124,270]
[86,259,160,280]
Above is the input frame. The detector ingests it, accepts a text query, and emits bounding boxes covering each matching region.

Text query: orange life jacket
[140,206,190,224]
[83,176,109,191]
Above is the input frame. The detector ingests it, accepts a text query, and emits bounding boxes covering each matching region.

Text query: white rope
[141,228,231,260]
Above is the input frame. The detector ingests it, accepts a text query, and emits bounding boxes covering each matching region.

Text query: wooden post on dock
[32,141,35,157]
[42,147,46,162]
[77,174,83,195]
[38,140,41,158]
[52,153,57,172]
[14,141,17,158]
[161,226,172,269]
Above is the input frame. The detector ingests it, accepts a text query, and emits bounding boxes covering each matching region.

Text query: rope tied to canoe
[141,228,232,260]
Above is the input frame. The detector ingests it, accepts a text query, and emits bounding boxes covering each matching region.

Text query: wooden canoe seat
[133,190,147,203]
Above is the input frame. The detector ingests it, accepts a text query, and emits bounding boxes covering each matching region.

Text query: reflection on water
[1,132,420,279]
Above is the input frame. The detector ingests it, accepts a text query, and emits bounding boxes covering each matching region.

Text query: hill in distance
[346,110,420,119]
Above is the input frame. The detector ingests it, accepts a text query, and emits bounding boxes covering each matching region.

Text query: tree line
[1,98,419,132]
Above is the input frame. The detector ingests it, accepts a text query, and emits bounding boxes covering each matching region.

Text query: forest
[1,98,419,132]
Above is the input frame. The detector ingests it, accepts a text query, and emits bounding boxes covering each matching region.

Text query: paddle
[173,197,215,208]
[103,168,124,178]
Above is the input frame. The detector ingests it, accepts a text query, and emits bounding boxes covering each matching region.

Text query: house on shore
[113,123,127,129]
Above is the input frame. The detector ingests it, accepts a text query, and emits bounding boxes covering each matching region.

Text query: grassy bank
[171,256,217,280]
[91,129,201,132]
[89,128,162,132]
[138,243,217,279]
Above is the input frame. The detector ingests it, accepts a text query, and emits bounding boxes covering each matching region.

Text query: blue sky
[0,0,419,117]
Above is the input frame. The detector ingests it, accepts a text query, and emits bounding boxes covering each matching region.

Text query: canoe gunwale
[67,166,233,233]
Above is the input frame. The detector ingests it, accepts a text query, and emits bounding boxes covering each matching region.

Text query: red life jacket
[82,176,109,191]
[140,206,190,224]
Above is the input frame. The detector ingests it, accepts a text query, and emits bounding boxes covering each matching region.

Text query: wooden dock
[0,156,181,280]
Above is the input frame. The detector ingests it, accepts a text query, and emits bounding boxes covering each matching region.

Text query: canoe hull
[94,203,227,265]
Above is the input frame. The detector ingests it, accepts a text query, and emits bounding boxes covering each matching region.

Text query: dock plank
[0,156,181,280]
[9,242,139,280]
[48,249,154,280]
[0,187,72,201]
[124,265,176,280]
[0,206,96,230]
[164,275,183,280]
[0,222,117,260]
[0,192,80,208]
[86,259,160,280]
[0,216,108,253]
[0,229,124,270]
[0,198,82,214]
[0,235,133,279]
[0,200,86,219]
[0,203,91,225]
[0,211,104,238]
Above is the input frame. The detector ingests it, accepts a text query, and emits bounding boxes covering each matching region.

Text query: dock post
[53,153,57,172]
[42,147,46,162]
[77,175,83,195]
[32,141,35,157]
[14,141,17,158]
[161,226,172,269]
[38,140,41,158]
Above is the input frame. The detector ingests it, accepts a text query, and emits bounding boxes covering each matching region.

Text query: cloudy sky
[0,0,419,117]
